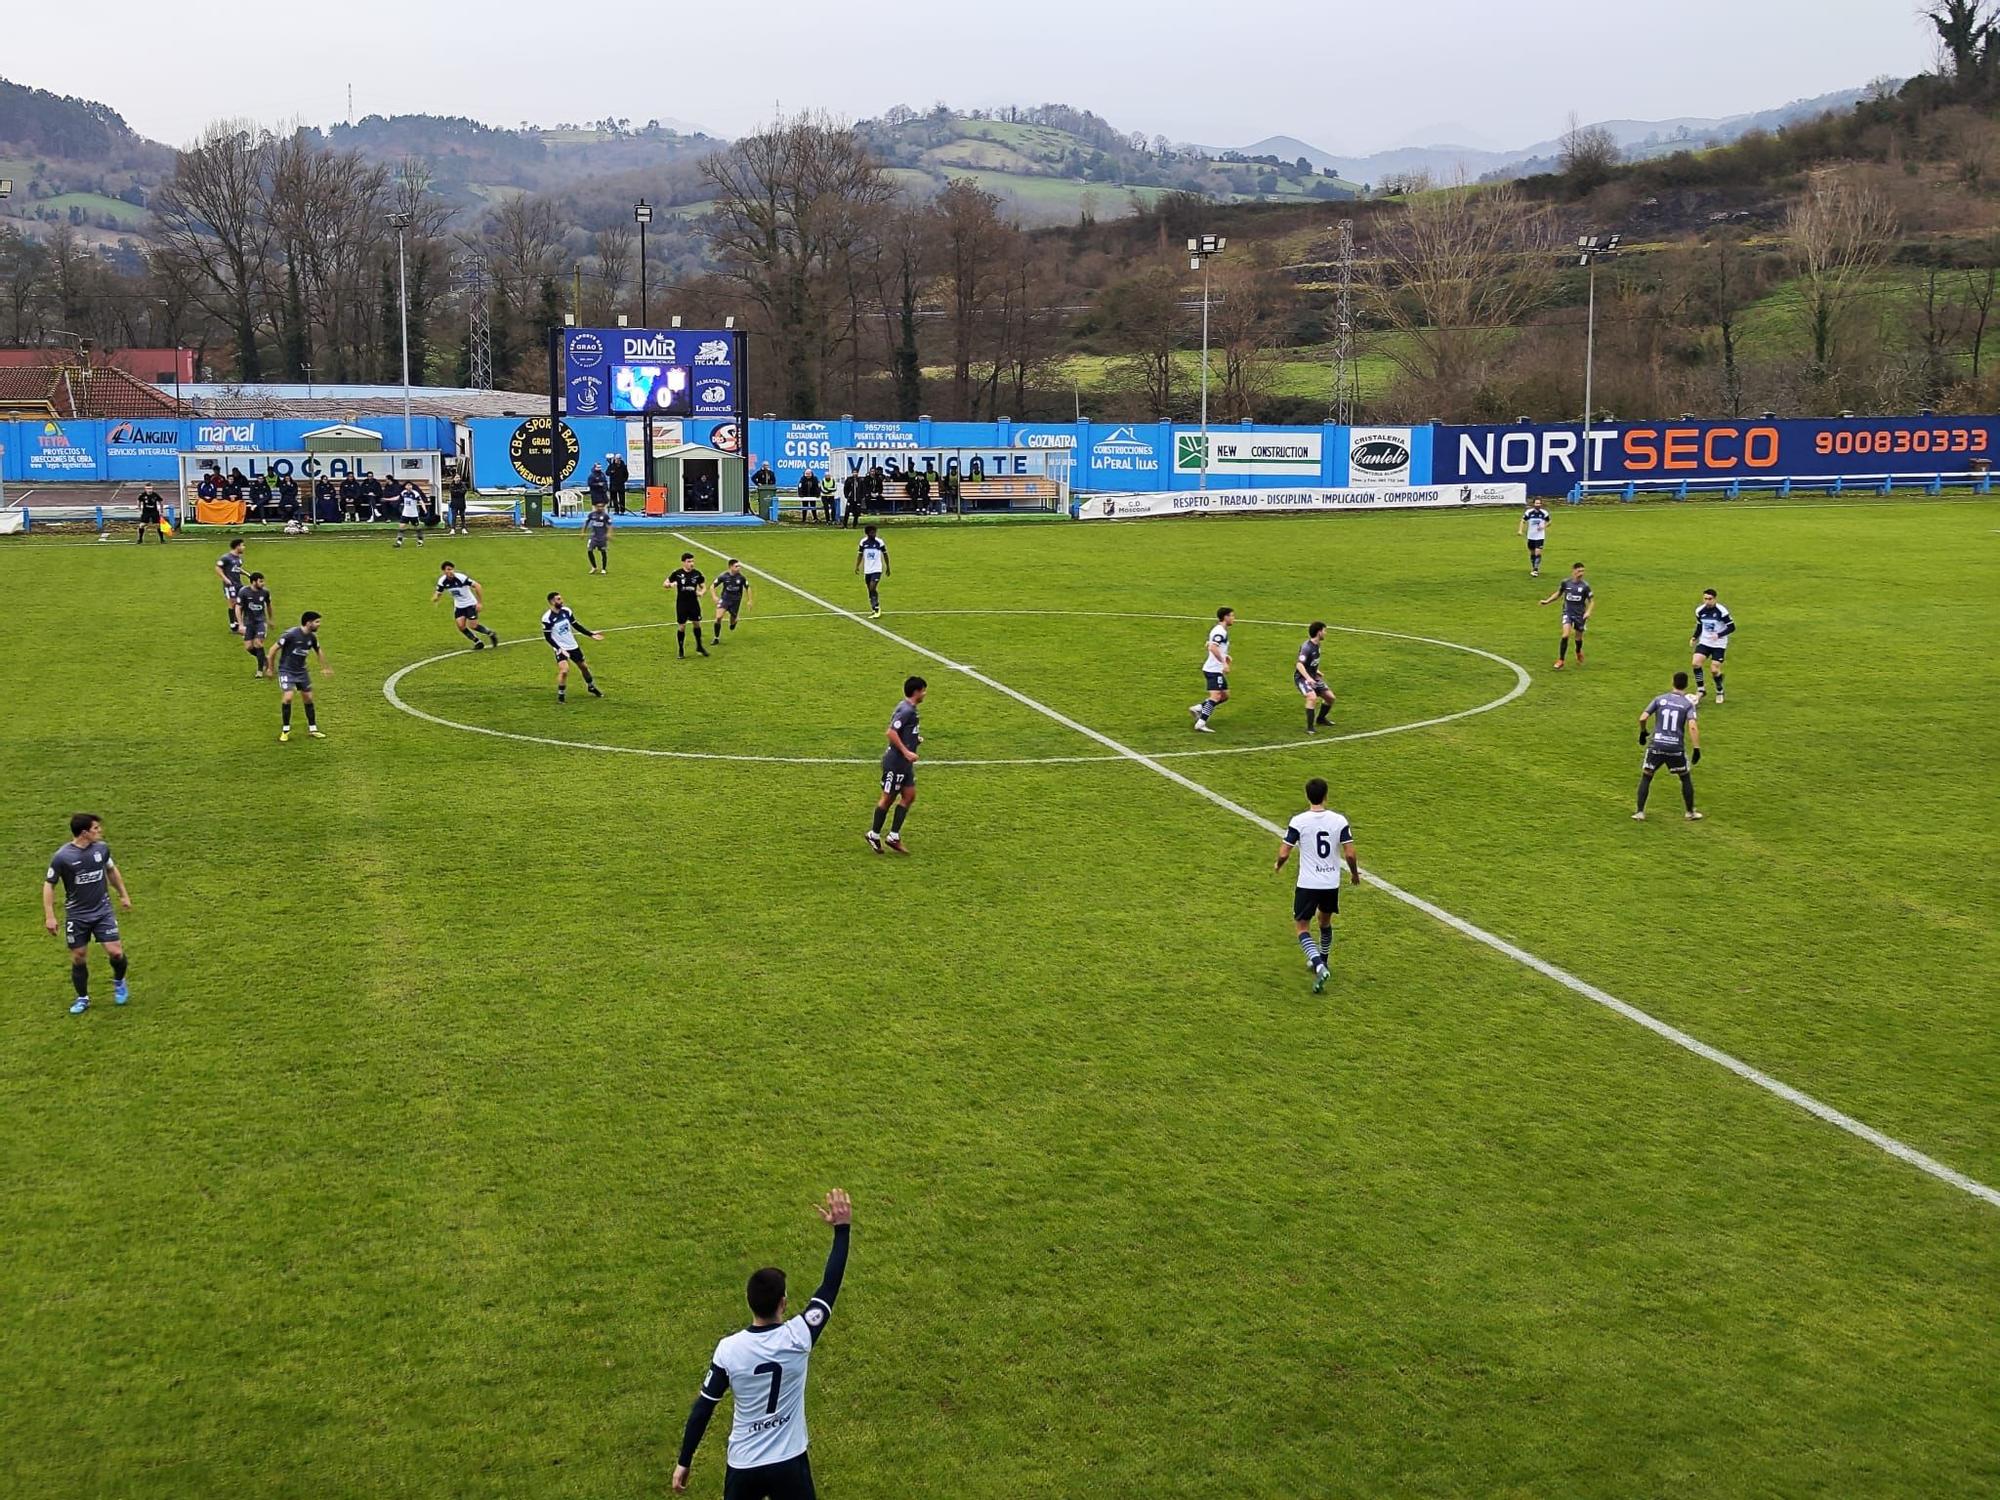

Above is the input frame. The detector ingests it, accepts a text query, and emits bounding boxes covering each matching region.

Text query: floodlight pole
[637,199,654,492]
[389,211,414,449]
[1575,232,1620,501]
[1188,233,1226,490]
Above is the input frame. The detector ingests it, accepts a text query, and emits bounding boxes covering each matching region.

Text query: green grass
[1059,344,1402,404]
[39,191,146,225]
[2,503,1996,1497]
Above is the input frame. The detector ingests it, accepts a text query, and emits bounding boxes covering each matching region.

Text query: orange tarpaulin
[195,499,247,525]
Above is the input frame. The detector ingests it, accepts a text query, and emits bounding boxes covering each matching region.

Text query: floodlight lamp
[387,211,414,230]
[634,199,653,224]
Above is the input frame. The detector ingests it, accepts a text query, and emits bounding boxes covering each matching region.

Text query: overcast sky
[11,0,1935,155]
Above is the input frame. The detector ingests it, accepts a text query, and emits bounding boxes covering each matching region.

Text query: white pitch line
[673,531,2000,1213]
[382,611,1529,767]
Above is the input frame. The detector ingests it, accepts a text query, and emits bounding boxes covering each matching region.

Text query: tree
[1786,174,1897,388]
[1557,113,1621,189]
[151,122,277,379]
[1927,1,1999,94]
[1364,181,1562,413]
[1102,265,1187,417]
[869,200,932,418]
[703,114,893,416]
[935,178,1005,418]
[1691,231,1753,416]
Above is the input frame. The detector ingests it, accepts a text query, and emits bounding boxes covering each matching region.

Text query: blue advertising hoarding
[562,327,741,421]
[1434,416,2000,496]
[1,416,455,483]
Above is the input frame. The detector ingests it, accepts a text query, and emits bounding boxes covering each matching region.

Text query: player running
[1272,778,1359,994]
[542,591,604,702]
[1690,589,1735,702]
[394,483,426,546]
[216,537,247,633]
[665,554,710,658]
[867,676,926,855]
[1634,670,1704,822]
[433,564,501,650]
[673,1190,853,1498]
[1517,500,1552,577]
[237,572,274,676]
[1189,607,1234,732]
[1295,621,1335,734]
[43,813,134,1015]
[855,525,889,617]
[585,499,612,574]
[1539,562,1593,668]
[274,612,330,742]
[712,559,752,643]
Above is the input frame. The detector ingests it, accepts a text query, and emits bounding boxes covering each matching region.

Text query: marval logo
[198,423,256,445]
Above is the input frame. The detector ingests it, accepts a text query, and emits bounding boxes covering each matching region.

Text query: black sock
[580,665,594,685]
[1317,704,1331,724]
[1636,771,1653,811]
[247,645,261,666]
[677,628,686,655]
[72,960,89,997]
[1713,672,1724,694]
[1306,707,1316,730]
[282,701,293,728]
[1693,666,1705,687]
[483,626,498,640]
[890,804,909,834]
[872,804,889,833]
[304,701,316,728]
[713,622,722,642]
[254,647,267,670]
[110,953,128,981]
[1681,773,1696,812]
[1559,636,1570,659]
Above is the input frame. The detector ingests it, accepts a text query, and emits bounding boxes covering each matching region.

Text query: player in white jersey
[394,483,425,546]
[540,591,604,702]
[1188,606,1234,732]
[1273,777,1359,993]
[432,564,501,649]
[675,1190,853,1499]
[1689,588,1735,702]
[854,526,889,617]
[1517,502,1552,577]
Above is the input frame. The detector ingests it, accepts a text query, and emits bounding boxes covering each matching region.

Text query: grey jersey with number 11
[1644,690,1699,752]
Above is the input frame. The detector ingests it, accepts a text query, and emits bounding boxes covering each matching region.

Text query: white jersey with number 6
[1286,808,1353,888]
[1200,624,1230,673]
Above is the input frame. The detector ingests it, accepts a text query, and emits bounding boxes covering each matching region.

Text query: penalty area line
[672,531,2000,1214]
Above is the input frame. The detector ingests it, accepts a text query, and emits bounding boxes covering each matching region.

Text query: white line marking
[383,610,1529,766]
[674,532,2000,1212]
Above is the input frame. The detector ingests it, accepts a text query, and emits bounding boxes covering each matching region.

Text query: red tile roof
[0,361,189,420]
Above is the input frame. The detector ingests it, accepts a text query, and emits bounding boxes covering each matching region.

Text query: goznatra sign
[1434,416,2000,494]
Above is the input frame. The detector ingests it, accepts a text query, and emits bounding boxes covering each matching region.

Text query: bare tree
[869,199,933,418]
[1364,181,1562,413]
[1206,255,1291,420]
[589,223,635,324]
[1690,231,1754,416]
[1786,174,1898,388]
[703,113,893,416]
[1557,113,1621,188]
[1962,255,1999,387]
[151,122,277,379]
[935,178,1006,418]
[1102,265,1188,417]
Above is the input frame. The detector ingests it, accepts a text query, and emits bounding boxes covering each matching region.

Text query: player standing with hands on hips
[674,1190,853,1498]
[1273,778,1358,994]
[43,813,134,1015]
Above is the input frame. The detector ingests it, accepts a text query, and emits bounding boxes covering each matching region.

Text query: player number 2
[752,1361,784,1414]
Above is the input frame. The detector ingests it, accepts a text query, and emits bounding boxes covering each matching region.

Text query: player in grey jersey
[1295,622,1334,733]
[712,560,753,643]
[867,676,926,854]
[42,812,134,1014]
[274,612,330,742]
[215,537,247,632]
[585,502,612,573]
[1634,670,1703,821]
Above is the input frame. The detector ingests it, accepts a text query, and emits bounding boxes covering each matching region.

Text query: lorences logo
[568,332,606,369]
[698,382,728,406]
[1348,427,1413,486]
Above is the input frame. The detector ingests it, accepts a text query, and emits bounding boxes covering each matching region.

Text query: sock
[1680,773,1696,812]
[282,701,292,728]
[1713,672,1724,694]
[729,616,737,631]
[677,627,686,655]
[1298,933,1322,967]
[1306,707,1317,731]
[1319,925,1332,958]
[1636,770,1653,811]
[1693,666,1705,687]
[872,804,889,834]
[110,953,128,982]
[254,647,268,670]
[481,625,498,641]
[890,804,909,834]
[1316,704,1331,725]
[1559,636,1570,660]
[1196,701,1214,721]
[226,610,236,627]
[72,960,89,997]
[713,622,722,642]
[304,702,316,728]
[580,665,594,685]
[247,645,261,666]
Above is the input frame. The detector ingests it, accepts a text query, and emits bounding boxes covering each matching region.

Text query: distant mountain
[1227,86,1885,187]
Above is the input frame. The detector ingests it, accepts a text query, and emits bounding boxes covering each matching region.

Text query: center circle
[381,610,1532,766]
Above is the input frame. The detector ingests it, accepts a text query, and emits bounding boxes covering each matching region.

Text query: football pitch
[2,500,1996,1498]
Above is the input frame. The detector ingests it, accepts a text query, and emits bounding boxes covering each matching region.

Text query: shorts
[400,511,421,524]
[723,1452,817,1500]
[223,585,240,603]
[241,620,268,642]
[718,596,745,617]
[63,910,120,948]
[278,671,312,692]
[1643,747,1690,775]
[676,600,703,624]
[1694,644,1726,662]
[454,605,480,621]
[1563,616,1587,634]
[1293,887,1339,923]
[1295,675,1331,699]
[587,534,609,549]
[881,761,915,795]
[554,645,586,666]
[1526,536,1546,550]
[1203,672,1228,693]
